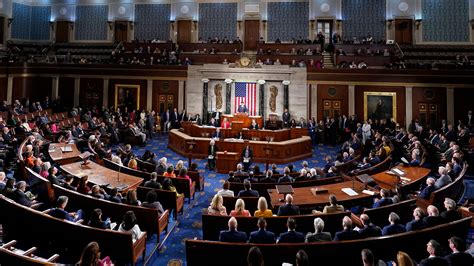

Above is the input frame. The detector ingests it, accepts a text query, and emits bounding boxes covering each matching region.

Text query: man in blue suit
[334,216,360,241]
[248,218,275,244]
[277,218,305,243]
[219,217,247,243]
[277,194,300,216]
[372,189,393,209]
[418,177,436,200]
[382,212,406,236]
[237,101,248,113]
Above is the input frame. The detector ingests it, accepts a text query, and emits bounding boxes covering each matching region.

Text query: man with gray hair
[419,177,436,200]
[277,194,300,216]
[334,216,360,241]
[219,217,247,243]
[441,197,461,222]
[406,207,426,231]
[0,171,6,190]
[306,217,331,242]
[382,212,406,236]
[11,181,36,207]
[423,205,444,227]
[435,166,452,189]
[358,214,382,238]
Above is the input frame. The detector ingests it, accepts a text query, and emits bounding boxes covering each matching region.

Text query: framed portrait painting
[364,92,397,122]
[115,84,140,111]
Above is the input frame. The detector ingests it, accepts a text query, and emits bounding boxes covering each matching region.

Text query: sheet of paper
[362,189,375,195]
[341,188,359,196]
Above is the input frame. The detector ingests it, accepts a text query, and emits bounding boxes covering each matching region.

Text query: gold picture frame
[363,91,397,122]
[114,84,140,110]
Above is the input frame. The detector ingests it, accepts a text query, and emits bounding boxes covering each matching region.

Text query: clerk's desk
[369,166,431,192]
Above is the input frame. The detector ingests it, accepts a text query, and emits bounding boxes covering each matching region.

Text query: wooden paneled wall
[412,87,447,128]
[454,87,474,125]
[108,79,148,111]
[316,84,349,120]
[12,77,52,103]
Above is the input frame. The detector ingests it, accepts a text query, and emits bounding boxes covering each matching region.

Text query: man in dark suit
[419,177,436,200]
[419,240,448,266]
[237,180,259,197]
[259,170,276,183]
[237,101,248,113]
[144,172,162,189]
[358,214,382,238]
[179,109,188,123]
[277,218,305,243]
[248,218,275,244]
[440,198,462,223]
[282,108,290,128]
[372,189,393,208]
[277,168,293,183]
[423,205,444,228]
[219,217,247,243]
[211,128,222,139]
[445,236,473,266]
[382,212,406,236]
[211,109,222,126]
[305,217,332,242]
[171,108,180,129]
[227,171,241,183]
[277,194,300,216]
[406,207,426,231]
[47,196,82,222]
[241,145,253,172]
[11,181,35,207]
[207,139,218,171]
[334,216,360,241]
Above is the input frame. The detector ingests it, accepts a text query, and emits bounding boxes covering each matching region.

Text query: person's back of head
[396,251,414,266]
[145,190,157,203]
[257,217,267,230]
[361,249,375,266]
[342,216,352,230]
[79,241,100,266]
[389,212,400,224]
[296,250,309,266]
[360,214,370,226]
[449,236,466,252]
[313,217,325,233]
[228,216,238,230]
[329,194,338,206]
[287,217,297,230]
[56,195,68,209]
[247,246,264,266]
[122,210,137,231]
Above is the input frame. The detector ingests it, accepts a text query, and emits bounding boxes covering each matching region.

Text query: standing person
[208,139,218,171]
[241,144,253,172]
[282,108,291,128]
[362,120,372,145]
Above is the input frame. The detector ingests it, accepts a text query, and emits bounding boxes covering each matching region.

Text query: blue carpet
[130,135,340,266]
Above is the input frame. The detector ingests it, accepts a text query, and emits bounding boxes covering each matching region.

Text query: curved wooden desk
[168,129,312,164]
[369,166,431,191]
[48,143,81,165]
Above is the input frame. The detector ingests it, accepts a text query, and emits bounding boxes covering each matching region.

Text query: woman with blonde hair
[128,158,138,170]
[254,197,273,217]
[175,160,184,172]
[208,194,227,215]
[230,198,251,217]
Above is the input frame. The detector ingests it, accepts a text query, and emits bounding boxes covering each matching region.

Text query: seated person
[434,166,452,189]
[230,198,251,217]
[259,170,276,183]
[11,181,37,207]
[90,185,108,199]
[216,180,234,197]
[418,177,436,200]
[249,119,259,130]
[227,171,241,183]
[208,194,227,216]
[144,172,162,189]
[237,180,259,197]
[125,190,141,206]
[163,166,176,178]
[358,214,382,238]
[277,218,305,243]
[77,175,91,195]
[334,216,360,241]
[445,236,473,266]
[423,205,444,228]
[441,197,462,222]
[107,188,124,203]
[305,217,332,242]
[47,196,82,222]
[219,217,247,243]
[406,207,426,231]
[141,190,165,217]
[278,167,293,183]
[118,211,143,242]
[277,194,300,216]
[382,212,406,236]
[254,197,273,217]
[221,118,231,129]
[419,240,448,266]
[372,189,393,208]
[89,208,114,229]
[357,157,372,170]
[249,218,276,244]
[313,194,344,214]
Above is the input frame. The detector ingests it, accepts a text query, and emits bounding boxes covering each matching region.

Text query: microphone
[117,164,121,183]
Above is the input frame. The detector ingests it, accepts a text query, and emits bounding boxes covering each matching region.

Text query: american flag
[234,82,257,116]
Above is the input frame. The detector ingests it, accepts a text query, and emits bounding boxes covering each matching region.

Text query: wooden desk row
[168,129,312,165]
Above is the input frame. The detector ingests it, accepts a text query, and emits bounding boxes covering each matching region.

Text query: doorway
[177,20,192,44]
[114,21,129,43]
[317,20,333,44]
[322,99,341,118]
[395,19,413,45]
[55,21,70,43]
[244,20,260,50]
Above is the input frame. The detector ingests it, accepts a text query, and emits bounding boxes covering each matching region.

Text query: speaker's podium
[216,151,239,174]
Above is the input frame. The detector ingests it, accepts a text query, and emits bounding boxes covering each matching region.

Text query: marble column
[348,85,355,116]
[446,87,454,125]
[178,80,185,111]
[102,78,109,108]
[73,78,80,106]
[202,78,210,123]
[224,79,232,114]
[282,80,290,111]
[6,76,13,104]
[405,86,413,128]
[147,80,153,111]
[258,80,266,117]
[311,83,318,119]
[52,76,59,99]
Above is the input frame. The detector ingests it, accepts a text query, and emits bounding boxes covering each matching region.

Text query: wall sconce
[70,22,74,30]
[129,21,134,30]
[415,19,422,30]
[387,19,394,30]
[170,20,175,30]
[262,20,267,30]
[470,19,474,30]
[237,20,242,30]
[336,19,342,30]
[49,21,54,30]
[107,21,113,30]
[193,20,198,31]
[310,19,315,31]
[7,18,13,27]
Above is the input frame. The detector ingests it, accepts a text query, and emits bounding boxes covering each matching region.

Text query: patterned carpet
[131,134,340,266]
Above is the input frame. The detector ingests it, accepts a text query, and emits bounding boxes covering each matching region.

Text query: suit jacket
[11,189,32,207]
[419,185,436,200]
[406,218,426,231]
[305,232,332,242]
[237,189,259,197]
[278,230,305,243]
[382,224,406,235]
[237,105,248,113]
[419,257,448,266]
[435,175,452,189]
[211,131,222,139]
[144,180,162,189]
[282,112,290,126]
[277,203,300,216]
[241,148,253,160]
[48,208,74,221]
[249,229,276,244]
[423,216,444,228]
[278,175,293,183]
[208,144,218,157]
[440,210,462,223]
[359,224,382,238]
[444,252,473,266]
[372,197,393,208]
[219,229,247,243]
[334,229,360,241]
